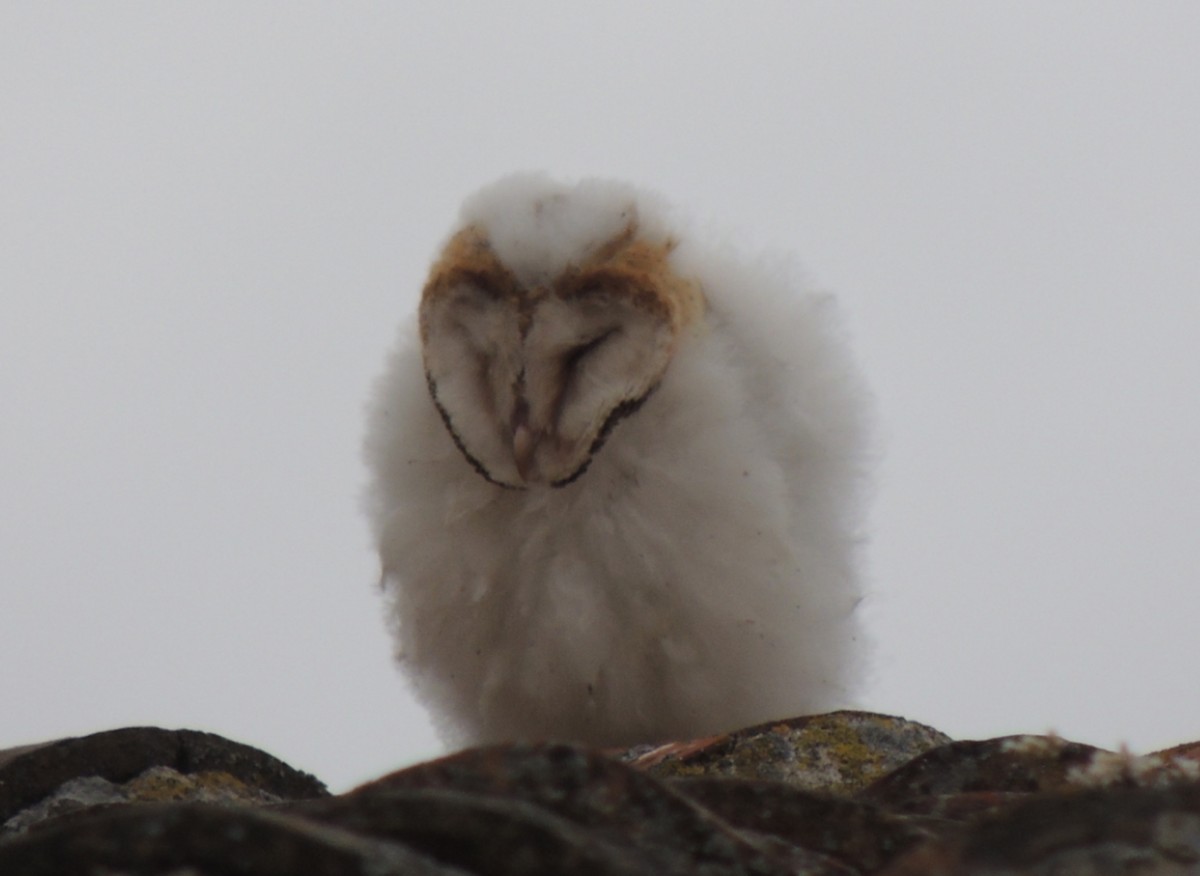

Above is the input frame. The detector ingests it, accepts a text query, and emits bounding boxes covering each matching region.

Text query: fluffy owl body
[365,175,870,748]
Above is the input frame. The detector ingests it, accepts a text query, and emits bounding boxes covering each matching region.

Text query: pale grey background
[2,3,1197,791]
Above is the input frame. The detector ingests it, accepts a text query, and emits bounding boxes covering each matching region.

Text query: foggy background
[2,4,1196,791]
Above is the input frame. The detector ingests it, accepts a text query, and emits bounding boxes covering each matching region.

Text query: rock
[0,801,461,876]
[290,788,662,876]
[670,776,948,873]
[880,784,1200,875]
[0,726,327,837]
[3,713,1200,874]
[330,742,821,875]
[631,711,952,793]
[2,765,287,834]
[862,734,1200,821]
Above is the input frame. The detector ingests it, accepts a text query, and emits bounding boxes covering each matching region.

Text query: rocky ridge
[2,712,1199,874]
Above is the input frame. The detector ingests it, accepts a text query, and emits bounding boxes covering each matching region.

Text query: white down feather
[364,174,871,748]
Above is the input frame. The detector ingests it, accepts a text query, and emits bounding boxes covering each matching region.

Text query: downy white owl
[364,174,871,748]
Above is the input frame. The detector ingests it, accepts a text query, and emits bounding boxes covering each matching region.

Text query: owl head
[418,175,706,488]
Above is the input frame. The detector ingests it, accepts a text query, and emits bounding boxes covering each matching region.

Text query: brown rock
[0,726,327,835]
[1,765,290,835]
[336,742,815,875]
[0,801,460,876]
[862,735,1103,806]
[633,711,952,794]
[880,784,1200,875]
[671,776,950,872]
[4,716,1199,874]
[1154,740,1200,763]
[290,788,659,875]
[864,734,1200,819]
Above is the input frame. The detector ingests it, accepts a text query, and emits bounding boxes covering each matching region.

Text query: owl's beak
[510,398,538,482]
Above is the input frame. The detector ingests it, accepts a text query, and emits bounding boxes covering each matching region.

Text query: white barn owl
[364,174,870,749]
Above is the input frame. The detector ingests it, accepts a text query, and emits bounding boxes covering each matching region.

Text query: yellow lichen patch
[635,712,952,795]
[123,766,281,806]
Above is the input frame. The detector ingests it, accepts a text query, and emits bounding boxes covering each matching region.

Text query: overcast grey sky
[2,3,1197,791]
